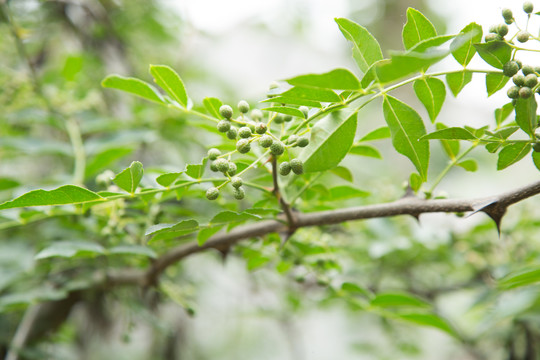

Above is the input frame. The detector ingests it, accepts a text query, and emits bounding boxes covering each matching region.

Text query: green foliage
[2,1,540,358]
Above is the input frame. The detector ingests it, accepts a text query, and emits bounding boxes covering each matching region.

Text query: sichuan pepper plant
[3,1,540,358]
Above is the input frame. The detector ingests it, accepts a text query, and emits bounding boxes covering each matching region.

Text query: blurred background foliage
[1,0,540,359]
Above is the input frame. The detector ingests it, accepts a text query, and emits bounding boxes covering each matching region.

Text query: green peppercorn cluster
[485,3,536,43]
[205,100,312,200]
[504,61,539,100]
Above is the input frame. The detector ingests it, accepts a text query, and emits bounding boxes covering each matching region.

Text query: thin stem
[428,143,478,194]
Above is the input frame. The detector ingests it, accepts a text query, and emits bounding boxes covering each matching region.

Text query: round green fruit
[206,187,219,200]
[290,159,304,175]
[513,74,526,86]
[507,86,520,99]
[255,123,267,134]
[502,8,513,20]
[517,31,530,43]
[226,127,238,140]
[497,24,509,37]
[238,126,252,139]
[279,162,291,176]
[519,86,533,98]
[219,105,233,119]
[227,162,237,176]
[503,61,519,77]
[525,74,538,88]
[238,100,250,114]
[270,141,285,156]
[231,176,243,188]
[296,136,309,147]
[233,186,245,200]
[217,120,231,133]
[523,1,534,13]
[274,114,285,124]
[214,158,230,173]
[207,148,221,160]
[484,33,499,42]
[259,134,273,148]
[287,135,298,145]
[522,65,535,76]
[236,139,251,154]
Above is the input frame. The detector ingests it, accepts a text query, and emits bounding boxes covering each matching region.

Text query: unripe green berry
[517,31,530,43]
[210,162,219,172]
[250,109,263,121]
[516,60,523,69]
[214,158,230,173]
[226,127,238,140]
[284,115,293,122]
[206,187,219,200]
[523,1,534,14]
[503,61,520,77]
[236,139,251,154]
[504,18,514,25]
[299,106,309,118]
[219,105,233,119]
[497,24,508,37]
[502,8,513,20]
[207,148,221,160]
[489,25,498,34]
[296,136,309,148]
[533,142,540,152]
[270,141,285,156]
[238,126,252,139]
[287,135,298,145]
[274,114,285,124]
[519,86,533,98]
[513,74,526,86]
[217,120,231,133]
[507,86,520,99]
[522,65,535,76]
[290,159,304,175]
[233,186,245,200]
[279,161,291,176]
[259,134,273,148]
[255,123,267,134]
[525,74,538,88]
[246,122,256,133]
[484,33,499,42]
[227,162,237,176]
[238,100,250,114]
[230,176,243,188]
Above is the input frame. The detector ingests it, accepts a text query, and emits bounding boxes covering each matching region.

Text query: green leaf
[420,127,477,140]
[0,178,20,191]
[402,8,437,50]
[382,96,429,180]
[456,159,478,172]
[533,151,540,171]
[203,97,223,119]
[359,127,391,142]
[497,143,531,170]
[85,147,133,178]
[409,172,422,191]
[210,211,261,226]
[0,185,102,210]
[413,77,446,122]
[349,144,382,159]
[409,35,455,53]
[279,86,341,103]
[146,219,200,243]
[185,158,208,180]
[485,73,509,97]
[108,245,157,258]
[285,68,361,90]
[474,41,512,69]
[261,96,322,108]
[156,172,183,187]
[323,185,369,201]
[101,75,164,104]
[262,106,306,118]
[113,161,144,194]
[197,226,223,246]
[498,266,540,289]
[371,293,429,308]
[450,23,482,66]
[495,103,515,125]
[397,313,456,336]
[335,18,383,73]
[299,112,357,173]
[515,97,538,137]
[329,166,353,182]
[374,50,448,84]
[149,64,188,107]
[446,71,472,97]
[341,282,371,297]
[35,241,105,259]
